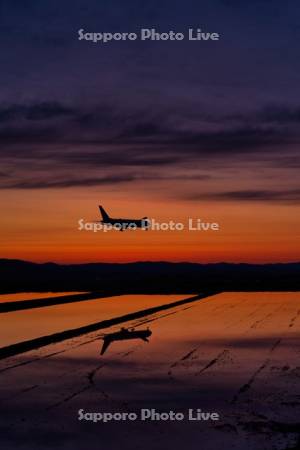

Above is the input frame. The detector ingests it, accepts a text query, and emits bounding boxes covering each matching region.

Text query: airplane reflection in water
[100,327,152,355]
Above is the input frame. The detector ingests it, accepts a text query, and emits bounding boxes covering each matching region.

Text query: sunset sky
[0,0,300,263]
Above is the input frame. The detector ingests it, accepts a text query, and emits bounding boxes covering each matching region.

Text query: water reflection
[0,291,87,303]
[0,295,187,348]
[100,327,152,355]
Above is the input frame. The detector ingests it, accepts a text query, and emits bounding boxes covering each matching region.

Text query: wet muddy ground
[0,292,299,450]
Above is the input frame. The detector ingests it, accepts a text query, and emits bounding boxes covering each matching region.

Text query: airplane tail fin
[100,338,111,355]
[99,205,110,222]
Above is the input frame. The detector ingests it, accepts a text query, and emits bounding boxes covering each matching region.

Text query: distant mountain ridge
[0,259,299,293]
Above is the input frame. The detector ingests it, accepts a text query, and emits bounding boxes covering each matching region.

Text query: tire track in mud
[289,309,300,328]
[87,362,107,386]
[226,303,278,331]
[231,338,282,404]
[195,349,230,375]
[167,299,288,388]
[168,348,230,380]
[168,348,198,375]
[0,346,78,375]
[46,385,91,411]
[249,303,286,330]
[229,303,288,404]
[167,300,271,380]
[230,302,300,404]
[228,301,298,405]
[250,312,273,329]
[167,299,275,379]
[4,355,120,426]
[1,384,39,402]
[46,355,133,412]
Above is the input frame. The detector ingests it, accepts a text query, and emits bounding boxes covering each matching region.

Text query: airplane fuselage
[98,205,149,230]
[101,218,149,229]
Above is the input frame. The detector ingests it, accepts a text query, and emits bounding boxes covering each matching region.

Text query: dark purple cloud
[185,189,300,204]
[0,0,299,200]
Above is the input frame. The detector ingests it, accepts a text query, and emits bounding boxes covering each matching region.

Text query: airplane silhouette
[100,327,152,355]
[99,205,149,231]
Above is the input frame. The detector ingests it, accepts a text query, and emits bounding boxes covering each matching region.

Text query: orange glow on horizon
[1,187,299,264]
